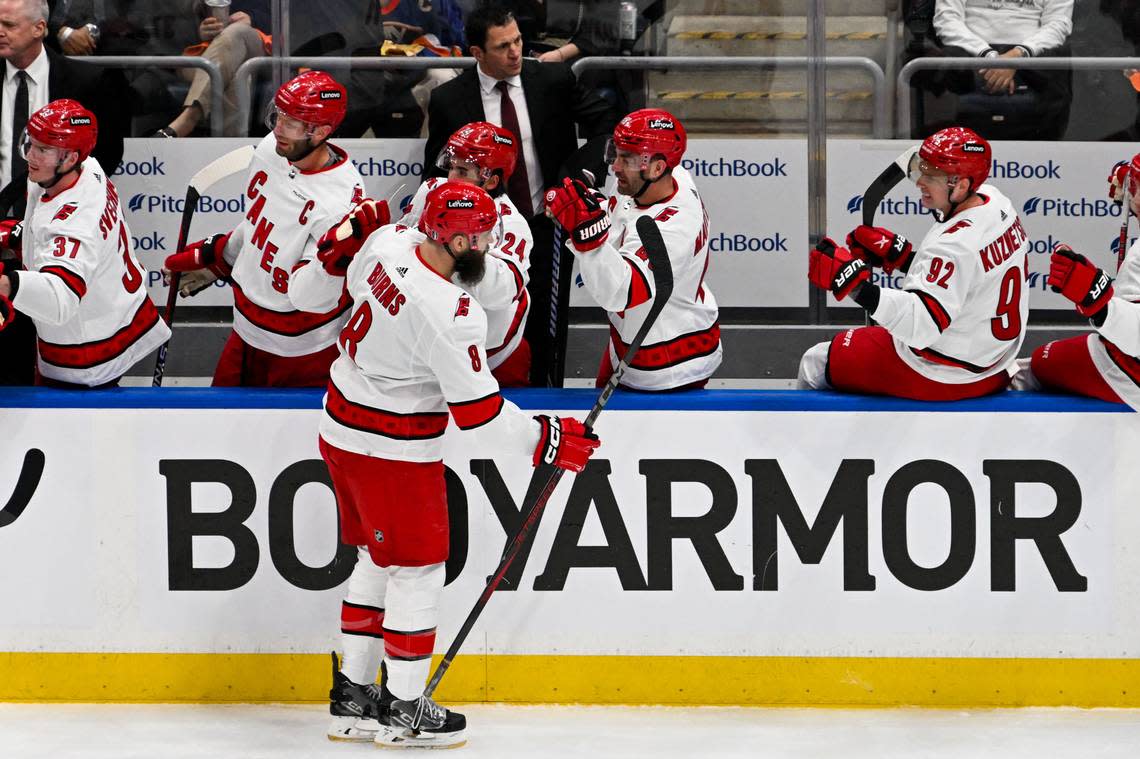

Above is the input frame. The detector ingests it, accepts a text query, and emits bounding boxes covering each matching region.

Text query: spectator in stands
[933,0,1073,140]
[534,0,637,113]
[423,2,618,387]
[152,1,271,137]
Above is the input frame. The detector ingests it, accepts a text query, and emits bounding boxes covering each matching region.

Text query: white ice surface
[1,704,1139,758]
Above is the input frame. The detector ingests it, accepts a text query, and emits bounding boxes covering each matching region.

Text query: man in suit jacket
[423,3,617,387]
[0,0,129,384]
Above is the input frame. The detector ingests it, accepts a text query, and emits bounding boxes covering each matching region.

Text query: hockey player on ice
[162,70,370,387]
[1013,152,1140,409]
[316,181,601,748]
[399,121,533,386]
[0,99,168,387]
[799,126,1028,400]
[545,107,722,391]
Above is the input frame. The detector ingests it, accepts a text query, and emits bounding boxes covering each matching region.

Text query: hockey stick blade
[424,217,674,698]
[0,448,45,528]
[152,144,255,386]
[862,145,917,227]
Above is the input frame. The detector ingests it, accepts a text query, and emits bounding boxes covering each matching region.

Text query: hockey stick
[424,215,674,697]
[861,146,918,228]
[152,144,256,386]
[0,448,45,529]
[853,145,918,325]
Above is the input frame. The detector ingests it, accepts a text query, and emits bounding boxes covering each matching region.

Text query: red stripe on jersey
[232,283,351,337]
[913,290,952,333]
[341,601,384,638]
[40,265,87,300]
[38,297,160,369]
[383,627,436,661]
[325,381,449,439]
[488,289,528,358]
[1100,337,1140,388]
[610,322,720,371]
[502,258,525,300]
[624,257,652,311]
[909,346,998,374]
[448,392,504,430]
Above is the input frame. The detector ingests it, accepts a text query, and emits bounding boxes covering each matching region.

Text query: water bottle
[619,1,637,53]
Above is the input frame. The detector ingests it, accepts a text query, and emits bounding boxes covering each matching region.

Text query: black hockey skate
[375,694,467,749]
[327,652,393,742]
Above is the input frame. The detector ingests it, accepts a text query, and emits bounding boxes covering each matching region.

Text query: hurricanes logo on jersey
[455,295,470,318]
[943,220,971,235]
[53,203,78,221]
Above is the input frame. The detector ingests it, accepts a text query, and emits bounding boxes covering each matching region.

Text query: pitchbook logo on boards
[127,193,247,214]
[847,195,931,217]
[1022,197,1121,218]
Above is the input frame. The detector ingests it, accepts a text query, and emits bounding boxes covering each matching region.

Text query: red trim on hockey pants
[594,349,708,391]
[826,326,1009,400]
[382,627,437,661]
[1030,336,1124,403]
[319,437,449,567]
[37,297,159,369]
[341,601,385,638]
[1101,336,1140,390]
[492,337,531,388]
[211,331,339,387]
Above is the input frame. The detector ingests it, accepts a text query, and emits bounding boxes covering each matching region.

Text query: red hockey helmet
[916,126,990,190]
[274,71,347,131]
[437,121,518,184]
[24,99,97,163]
[607,108,687,169]
[419,181,499,246]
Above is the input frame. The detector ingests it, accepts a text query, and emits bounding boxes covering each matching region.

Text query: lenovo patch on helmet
[69,117,92,126]
[492,133,514,146]
[962,143,985,152]
[447,199,475,209]
[319,91,342,100]
[647,118,675,130]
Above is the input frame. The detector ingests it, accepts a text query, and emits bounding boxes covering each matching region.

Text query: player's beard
[452,249,486,286]
[276,135,319,163]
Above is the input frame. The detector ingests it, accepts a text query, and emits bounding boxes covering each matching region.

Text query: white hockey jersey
[398,178,531,370]
[12,157,169,386]
[1087,239,1140,408]
[319,224,538,463]
[872,184,1029,383]
[578,166,721,391]
[227,134,365,357]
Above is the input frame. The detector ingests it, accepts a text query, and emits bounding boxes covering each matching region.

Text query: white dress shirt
[2,46,50,188]
[476,65,544,215]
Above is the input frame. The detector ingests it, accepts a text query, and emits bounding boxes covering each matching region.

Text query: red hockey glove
[846,224,914,273]
[809,237,869,301]
[0,292,13,332]
[0,218,22,255]
[533,415,601,473]
[544,178,610,252]
[1049,244,1114,318]
[1108,159,1138,203]
[164,232,233,279]
[316,199,390,276]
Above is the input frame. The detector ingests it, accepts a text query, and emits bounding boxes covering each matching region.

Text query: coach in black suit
[423,3,617,387]
[0,0,129,384]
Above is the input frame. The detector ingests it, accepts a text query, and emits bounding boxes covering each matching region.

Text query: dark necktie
[495,80,533,217]
[11,70,29,181]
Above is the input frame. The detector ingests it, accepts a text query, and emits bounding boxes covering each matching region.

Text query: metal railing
[74,56,224,136]
[898,57,1140,138]
[571,55,889,138]
[234,56,475,136]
